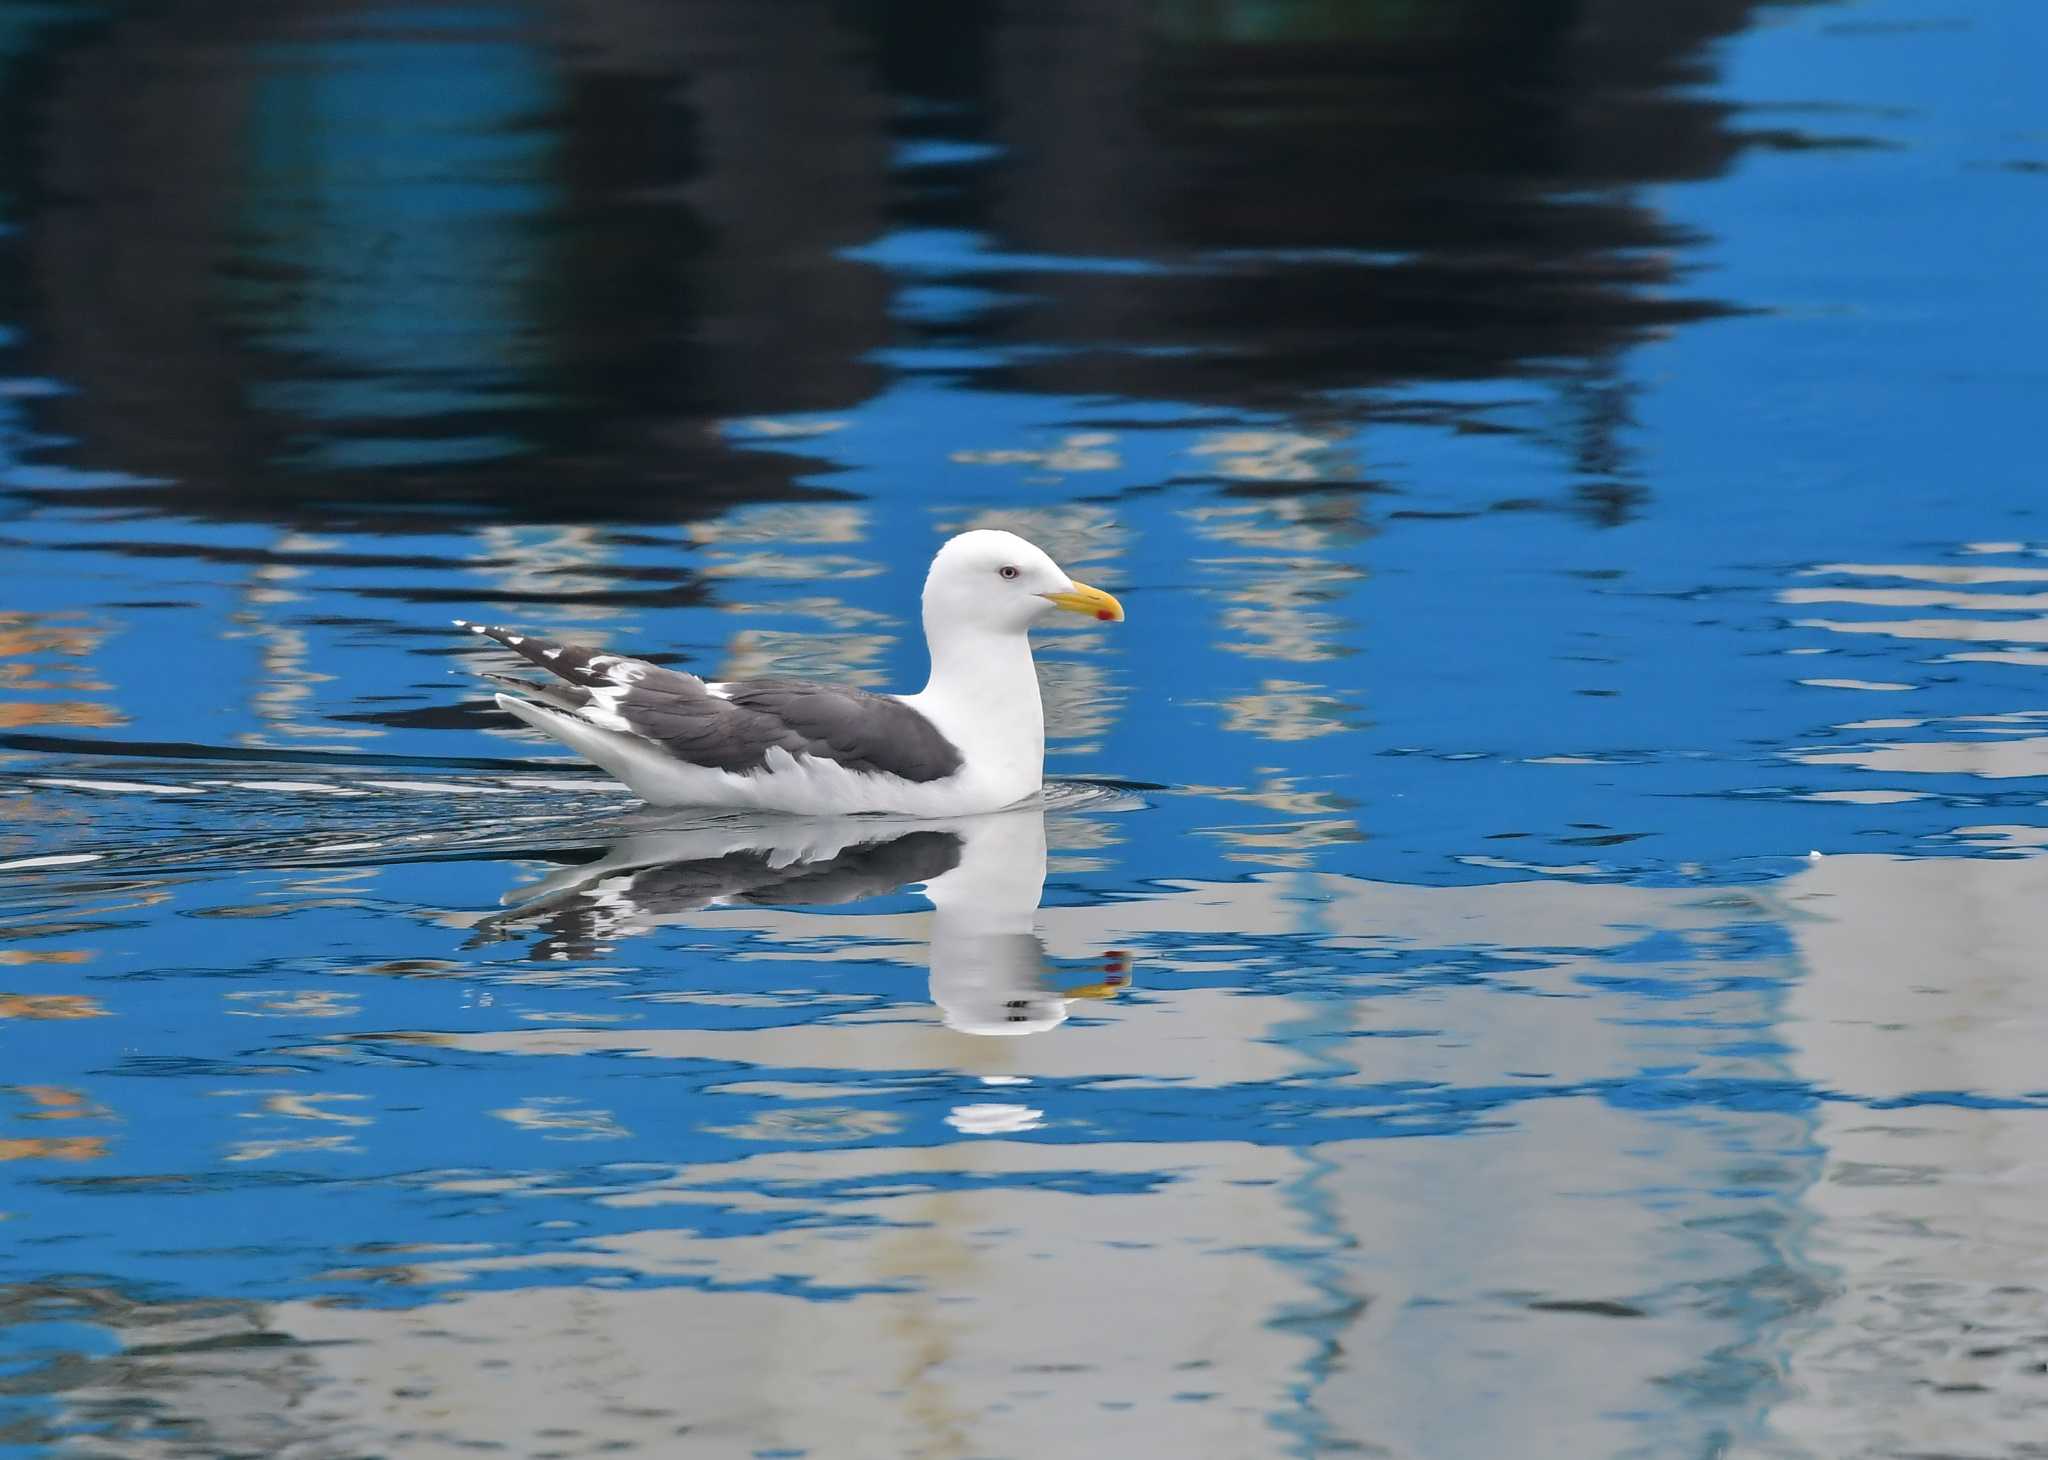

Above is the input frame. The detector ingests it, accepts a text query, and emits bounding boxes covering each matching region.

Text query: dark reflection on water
[0,0,1786,528]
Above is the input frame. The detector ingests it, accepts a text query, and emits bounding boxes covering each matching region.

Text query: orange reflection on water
[0,994,108,1020]
[0,612,121,728]
[2,1081,113,1162]
[0,701,124,729]
[0,613,106,658]
[1213,678,1356,741]
[7,1085,107,1121]
[0,1137,107,1162]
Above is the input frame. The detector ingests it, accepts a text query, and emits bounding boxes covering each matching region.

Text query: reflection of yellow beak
[1061,981,1126,1001]
[1062,951,1133,1001]
[1042,581,1125,623]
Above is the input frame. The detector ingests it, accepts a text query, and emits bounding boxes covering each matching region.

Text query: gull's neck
[903,610,1045,800]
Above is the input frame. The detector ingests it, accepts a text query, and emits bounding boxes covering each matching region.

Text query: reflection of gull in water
[919,807,1131,1036]
[475,806,1129,1036]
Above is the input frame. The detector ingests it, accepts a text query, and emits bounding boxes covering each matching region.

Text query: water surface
[3,1,2047,1456]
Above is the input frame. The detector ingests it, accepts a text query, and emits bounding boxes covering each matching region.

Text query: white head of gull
[458,528,1123,816]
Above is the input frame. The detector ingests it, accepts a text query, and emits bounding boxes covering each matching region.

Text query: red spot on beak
[1096,609,1115,621]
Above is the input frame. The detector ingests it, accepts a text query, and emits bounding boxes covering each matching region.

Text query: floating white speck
[946,1102,1045,1135]
[0,852,102,871]
[1798,677,1917,692]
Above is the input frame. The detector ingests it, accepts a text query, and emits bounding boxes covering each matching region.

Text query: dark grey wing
[472,831,964,960]
[722,679,964,783]
[458,622,962,781]
[732,830,962,904]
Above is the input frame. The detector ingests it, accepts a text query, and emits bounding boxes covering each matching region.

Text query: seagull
[456,528,1124,815]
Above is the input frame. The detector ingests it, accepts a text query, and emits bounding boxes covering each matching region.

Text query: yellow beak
[1041,580,1125,623]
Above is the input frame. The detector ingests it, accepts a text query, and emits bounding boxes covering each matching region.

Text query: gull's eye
[998,565,1020,580]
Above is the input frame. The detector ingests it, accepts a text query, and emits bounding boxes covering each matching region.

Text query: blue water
[3,2,2047,1456]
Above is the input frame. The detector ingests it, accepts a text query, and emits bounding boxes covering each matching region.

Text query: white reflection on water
[1788,555,2048,781]
[464,806,1130,1039]
[10,837,2048,1454]
[1767,851,2048,1459]
[468,525,626,625]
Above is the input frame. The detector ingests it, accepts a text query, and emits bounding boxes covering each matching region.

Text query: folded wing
[458,621,964,784]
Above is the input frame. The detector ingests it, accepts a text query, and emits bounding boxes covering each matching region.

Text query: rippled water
[3,1,2047,1456]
